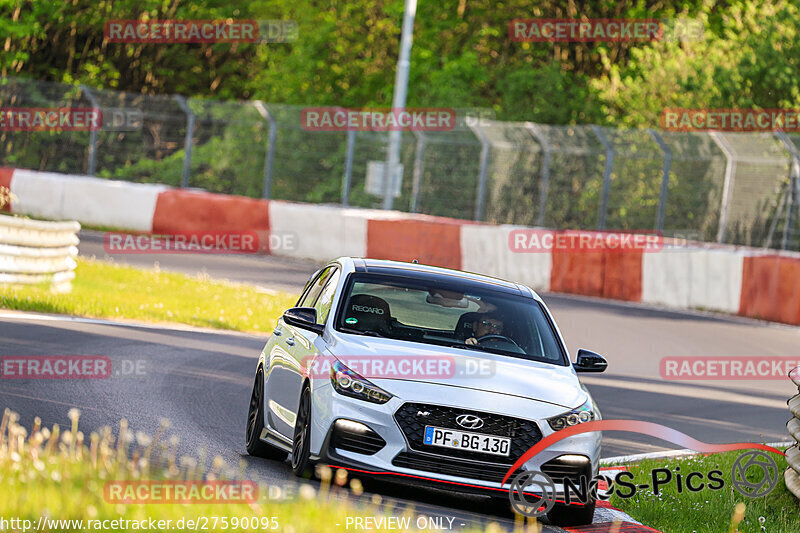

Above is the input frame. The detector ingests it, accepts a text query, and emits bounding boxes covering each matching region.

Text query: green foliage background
[1,0,798,243]
[4,0,798,124]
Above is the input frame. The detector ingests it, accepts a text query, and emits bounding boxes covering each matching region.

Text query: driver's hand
[465,337,478,345]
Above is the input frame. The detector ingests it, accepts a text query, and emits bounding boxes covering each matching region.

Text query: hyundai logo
[456,414,484,429]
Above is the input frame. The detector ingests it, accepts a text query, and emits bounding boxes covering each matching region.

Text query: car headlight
[330,360,393,404]
[547,399,599,431]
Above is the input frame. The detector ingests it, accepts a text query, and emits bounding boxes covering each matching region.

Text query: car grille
[392,451,524,484]
[331,422,386,455]
[393,402,543,464]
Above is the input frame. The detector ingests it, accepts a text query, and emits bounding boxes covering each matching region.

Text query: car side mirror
[574,349,608,373]
[283,307,325,335]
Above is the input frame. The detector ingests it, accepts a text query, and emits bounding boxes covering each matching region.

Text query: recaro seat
[343,294,392,335]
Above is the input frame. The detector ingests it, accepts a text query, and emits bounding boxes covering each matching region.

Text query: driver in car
[465,315,504,345]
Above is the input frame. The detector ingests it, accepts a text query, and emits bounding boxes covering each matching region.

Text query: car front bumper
[308,379,602,503]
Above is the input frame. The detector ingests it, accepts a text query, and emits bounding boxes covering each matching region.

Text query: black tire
[291,384,314,477]
[486,496,515,518]
[246,370,288,460]
[546,501,596,526]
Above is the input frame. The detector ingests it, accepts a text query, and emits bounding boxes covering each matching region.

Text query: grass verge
[609,449,798,533]
[0,258,297,333]
[1,409,495,533]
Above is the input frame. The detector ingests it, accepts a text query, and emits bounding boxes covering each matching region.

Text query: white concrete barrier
[461,224,552,292]
[687,249,744,313]
[10,170,164,231]
[4,167,799,327]
[60,176,165,231]
[9,169,68,221]
[642,250,692,309]
[643,247,745,313]
[269,201,373,261]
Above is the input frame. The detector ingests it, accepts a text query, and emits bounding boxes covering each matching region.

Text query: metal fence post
[708,132,736,243]
[793,172,800,250]
[172,95,195,189]
[773,131,800,250]
[648,129,673,231]
[525,123,551,227]
[410,131,426,213]
[81,84,99,176]
[591,125,614,230]
[341,130,356,206]
[253,101,277,199]
[469,121,491,222]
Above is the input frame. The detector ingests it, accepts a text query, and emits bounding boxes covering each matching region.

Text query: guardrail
[0,215,80,292]
[786,366,800,500]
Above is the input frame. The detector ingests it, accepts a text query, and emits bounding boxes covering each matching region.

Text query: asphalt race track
[0,313,546,531]
[1,238,797,530]
[78,230,321,292]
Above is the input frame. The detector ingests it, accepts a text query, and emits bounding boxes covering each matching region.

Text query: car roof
[339,257,538,299]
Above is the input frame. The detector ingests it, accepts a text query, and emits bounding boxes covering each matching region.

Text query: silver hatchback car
[246,258,607,525]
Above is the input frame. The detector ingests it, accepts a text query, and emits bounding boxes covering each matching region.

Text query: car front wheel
[291,384,314,477]
[546,501,596,526]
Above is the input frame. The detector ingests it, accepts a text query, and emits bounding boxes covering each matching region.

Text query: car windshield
[335,274,567,366]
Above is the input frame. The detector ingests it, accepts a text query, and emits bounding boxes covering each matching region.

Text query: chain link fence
[2,76,799,250]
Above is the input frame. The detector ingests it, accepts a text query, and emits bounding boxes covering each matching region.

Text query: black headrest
[344,294,392,333]
[455,311,483,339]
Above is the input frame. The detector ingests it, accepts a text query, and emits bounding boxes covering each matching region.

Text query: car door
[264,266,335,439]
[266,266,338,439]
[282,267,342,433]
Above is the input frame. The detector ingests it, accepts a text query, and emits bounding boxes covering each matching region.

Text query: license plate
[423,425,511,456]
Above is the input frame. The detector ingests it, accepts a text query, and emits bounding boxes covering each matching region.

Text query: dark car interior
[339,286,561,363]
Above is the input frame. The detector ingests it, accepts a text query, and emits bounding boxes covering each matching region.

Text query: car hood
[326,335,585,410]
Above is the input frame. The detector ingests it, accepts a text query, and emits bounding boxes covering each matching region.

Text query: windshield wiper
[446,342,484,351]
[339,326,389,338]
[439,340,523,357]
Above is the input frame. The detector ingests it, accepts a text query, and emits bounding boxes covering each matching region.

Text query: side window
[313,269,341,324]
[298,267,334,308]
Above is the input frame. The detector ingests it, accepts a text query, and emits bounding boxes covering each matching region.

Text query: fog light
[555,454,590,465]
[334,419,370,434]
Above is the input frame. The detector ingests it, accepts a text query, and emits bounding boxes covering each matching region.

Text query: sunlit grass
[610,448,799,533]
[0,258,298,333]
[0,409,493,533]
